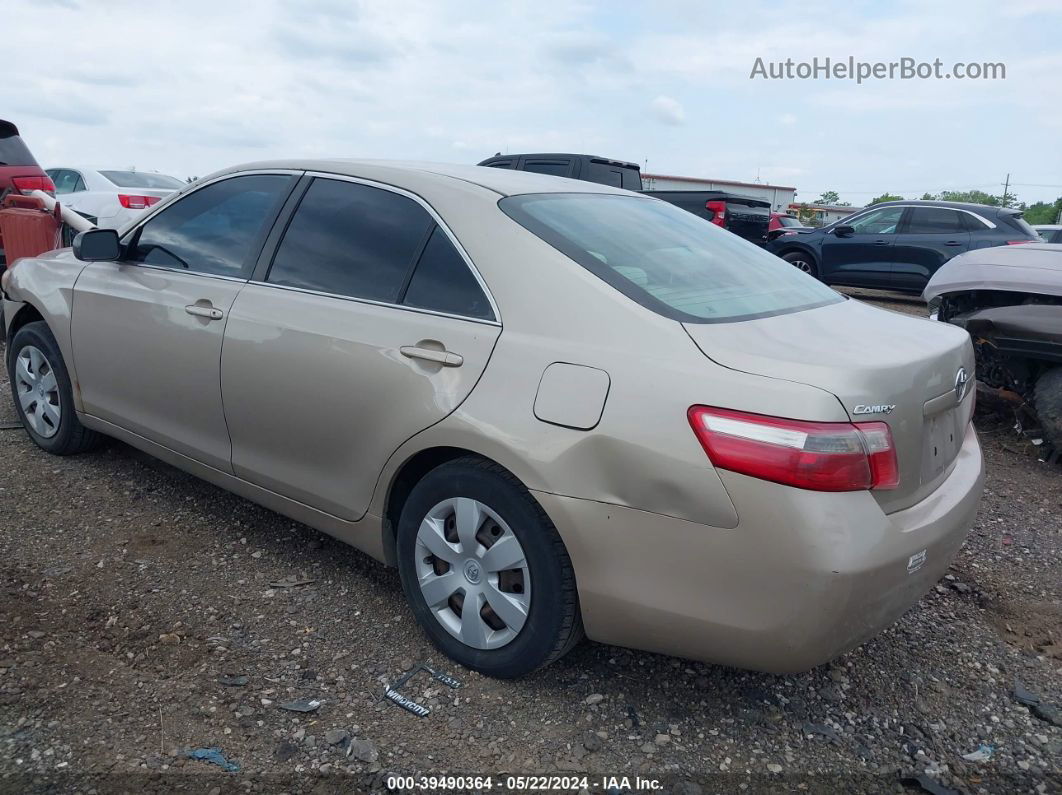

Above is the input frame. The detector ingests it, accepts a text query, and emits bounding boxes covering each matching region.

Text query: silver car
[2,161,984,678]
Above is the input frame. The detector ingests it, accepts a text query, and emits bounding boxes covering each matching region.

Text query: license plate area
[921,405,964,483]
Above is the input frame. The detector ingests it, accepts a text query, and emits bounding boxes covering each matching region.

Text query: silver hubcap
[414,497,531,650]
[15,345,61,439]
[791,259,812,273]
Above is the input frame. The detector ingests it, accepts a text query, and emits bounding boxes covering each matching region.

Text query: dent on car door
[891,207,970,290]
[70,173,297,470]
[221,176,501,521]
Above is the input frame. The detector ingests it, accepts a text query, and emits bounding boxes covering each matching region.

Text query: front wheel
[782,251,818,277]
[396,457,582,678]
[7,321,101,455]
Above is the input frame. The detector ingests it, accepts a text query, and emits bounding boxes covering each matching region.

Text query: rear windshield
[778,215,802,227]
[100,170,185,189]
[0,133,38,166]
[1005,213,1039,239]
[500,193,843,323]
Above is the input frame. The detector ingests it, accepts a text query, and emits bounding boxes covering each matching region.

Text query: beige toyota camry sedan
[2,161,984,678]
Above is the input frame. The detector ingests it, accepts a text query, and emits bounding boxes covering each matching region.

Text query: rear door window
[905,207,964,234]
[501,193,842,323]
[520,160,573,178]
[267,178,433,302]
[129,174,292,278]
[402,226,494,320]
[52,170,81,194]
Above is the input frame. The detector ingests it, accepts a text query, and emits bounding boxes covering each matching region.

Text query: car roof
[214,159,633,198]
[866,199,1012,214]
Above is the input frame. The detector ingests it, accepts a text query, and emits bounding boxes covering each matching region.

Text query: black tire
[1034,366,1062,450]
[7,320,101,455]
[782,250,819,277]
[396,456,583,678]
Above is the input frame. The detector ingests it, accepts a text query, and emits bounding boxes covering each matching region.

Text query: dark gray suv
[767,200,1039,293]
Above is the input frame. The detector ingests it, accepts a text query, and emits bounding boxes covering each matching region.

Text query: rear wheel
[396,457,582,678]
[782,251,818,277]
[7,321,101,455]
[1034,367,1062,450]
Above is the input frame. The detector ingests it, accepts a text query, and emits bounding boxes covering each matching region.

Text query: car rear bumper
[534,423,984,673]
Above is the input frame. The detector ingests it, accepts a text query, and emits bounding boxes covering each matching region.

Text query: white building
[787,203,859,226]
[642,172,797,213]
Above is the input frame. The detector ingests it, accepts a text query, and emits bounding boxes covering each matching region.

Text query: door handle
[873,240,890,246]
[944,240,963,246]
[400,346,463,367]
[185,304,224,320]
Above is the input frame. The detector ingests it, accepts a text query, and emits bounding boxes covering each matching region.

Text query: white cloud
[1,0,1058,204]
[650,95,686,125]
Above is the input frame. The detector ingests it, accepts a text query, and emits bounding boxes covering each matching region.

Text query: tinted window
[0,133,37,166]
[847,206,904,234]
[501,193,842,323]
[522,161,571,178]
[906,207,964,234]
[403,226,493,320]
[268,178,433,302]
[485,160,513,169]
[1004,213,1039,239]
[130,174,290,277]
[52,170,82,195]
[778,215,802,227]
[100,170,185,189]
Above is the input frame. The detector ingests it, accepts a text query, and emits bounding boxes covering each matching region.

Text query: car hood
[924,244,1062,301]
[683,297,975,512]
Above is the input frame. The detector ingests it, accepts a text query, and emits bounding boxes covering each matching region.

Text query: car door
[221,175,501,520]
[890,206,971,290]
[71,172,297,471]
[818,205,904,287]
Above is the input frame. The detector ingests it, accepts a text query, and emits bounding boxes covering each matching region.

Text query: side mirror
[833,224,855,238]
[72,228,121,262]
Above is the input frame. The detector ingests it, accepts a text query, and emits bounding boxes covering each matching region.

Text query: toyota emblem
[954,367,970,403]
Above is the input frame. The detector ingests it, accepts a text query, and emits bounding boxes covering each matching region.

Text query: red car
[0,119,55,266]
[768,211,809,242]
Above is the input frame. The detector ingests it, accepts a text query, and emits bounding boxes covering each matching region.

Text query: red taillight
[118,194,161,209]
[1006,240,1034,245]
[688,406,900,492]
[705,199,727,227]
[11,175,55,196]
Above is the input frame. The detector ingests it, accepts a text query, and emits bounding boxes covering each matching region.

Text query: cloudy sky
[5,0,1061,206]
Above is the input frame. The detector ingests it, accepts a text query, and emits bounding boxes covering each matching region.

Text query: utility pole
[1001,173,1010,207]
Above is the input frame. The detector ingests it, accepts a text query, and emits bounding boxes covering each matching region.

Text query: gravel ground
[1,294,1060,794]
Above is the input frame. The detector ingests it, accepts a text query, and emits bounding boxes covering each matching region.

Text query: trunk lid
[683,298,975,512]
[723,198,770,247]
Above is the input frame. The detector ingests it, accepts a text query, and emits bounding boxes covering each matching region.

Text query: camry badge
[954,367,970,403]
[852,404,896,415]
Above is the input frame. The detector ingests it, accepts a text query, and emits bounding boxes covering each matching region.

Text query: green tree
[920,192,938,200]
[815,190,840,205]
[1023,196,1062,225]
[869,193,903,205]
[936,189,1002,207]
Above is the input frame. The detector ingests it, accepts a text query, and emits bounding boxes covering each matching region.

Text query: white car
[44,167,185,230]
